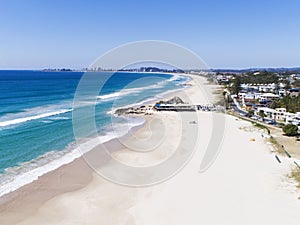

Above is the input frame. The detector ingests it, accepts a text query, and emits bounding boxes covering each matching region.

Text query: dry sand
[1,74,300,225]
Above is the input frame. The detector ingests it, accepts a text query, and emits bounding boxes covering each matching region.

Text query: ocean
[0,70,189,196]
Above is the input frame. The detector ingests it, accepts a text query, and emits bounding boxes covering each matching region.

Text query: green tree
[259,110,266,119]
[232,76,241,95]
[271,95,300,113]
[248,109,254,117]
[293,80,300,88]
[282,124,298,136]
[283,80,291,90]
[241,71,278,84]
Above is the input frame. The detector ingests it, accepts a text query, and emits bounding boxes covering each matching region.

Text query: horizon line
[0,66,300,71]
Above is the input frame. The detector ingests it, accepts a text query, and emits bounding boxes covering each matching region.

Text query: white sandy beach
[1,74,300,225]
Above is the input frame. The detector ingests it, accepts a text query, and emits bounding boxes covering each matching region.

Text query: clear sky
[0,0,299,69]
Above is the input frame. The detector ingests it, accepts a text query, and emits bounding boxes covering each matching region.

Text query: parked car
[265,119,277,125]
[239,112,248,117]
[258,117,264,122]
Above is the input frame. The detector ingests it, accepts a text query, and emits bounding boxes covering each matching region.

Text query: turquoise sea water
[0,70,188,195]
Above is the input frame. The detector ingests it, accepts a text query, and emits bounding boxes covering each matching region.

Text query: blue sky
[0,0,299,69]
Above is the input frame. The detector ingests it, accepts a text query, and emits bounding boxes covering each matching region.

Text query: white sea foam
[0,73,186,197]
[0,116,145,197]
[108,87,185,115]
[97,90,135,101]
[97,85,158,101]
[49,116,70,121]
[96,75,181,102]
[0,109,72,127]
[0,147,82,197]
[41,120,53,124]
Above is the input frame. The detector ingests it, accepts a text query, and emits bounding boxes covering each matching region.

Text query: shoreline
[2,74,300,224]
[0,72,193,224]
[0,119,149,224]
[0,116,146,198]
[0,72,190,198]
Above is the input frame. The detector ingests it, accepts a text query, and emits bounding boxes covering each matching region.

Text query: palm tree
[259,110,266,120]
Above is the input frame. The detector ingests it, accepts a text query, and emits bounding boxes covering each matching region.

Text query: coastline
[0,72,192,223]
[0,72,188,198]
[1,74,300,225]
[0,120,149,224]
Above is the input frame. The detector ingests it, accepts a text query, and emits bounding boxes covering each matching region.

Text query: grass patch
[212,89,222,95]
[252,122,269,132]
[206,78,214,84]
[269,136,285,155]
[215,98,226,107]
[277,122,285,128]
[231,115,284,155]
[290,169,300,189]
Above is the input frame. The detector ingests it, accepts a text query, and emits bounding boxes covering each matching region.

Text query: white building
[238,92,261,100]
[255,107,286,121]
[285,112,296,124]
[256,107,300,125]
[258,83,276,92]
[278,89,286,96]
[259,93,280,101]
[245,93,261,100]
[285,112,300,125]
[240,83,277,93]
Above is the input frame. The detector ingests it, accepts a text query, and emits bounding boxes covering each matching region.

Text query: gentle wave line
[0,117,145,197]
[0,109,72,127]
[97,75,179,101]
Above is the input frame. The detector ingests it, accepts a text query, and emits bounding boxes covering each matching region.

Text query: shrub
[282,124,298,136]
